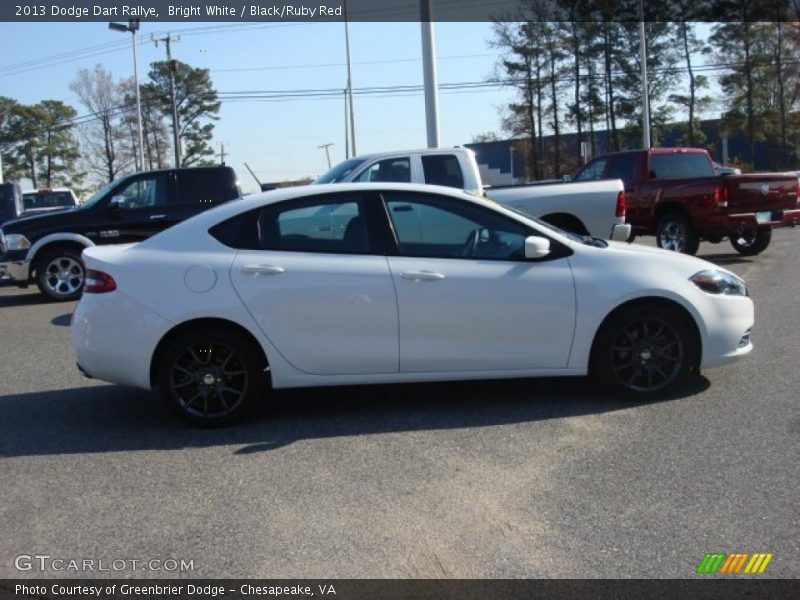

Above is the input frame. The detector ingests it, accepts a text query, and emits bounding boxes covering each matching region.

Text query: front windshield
[315,158,366,183]
[81,179,120,209]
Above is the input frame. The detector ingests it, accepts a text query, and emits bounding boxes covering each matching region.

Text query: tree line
[489,0,800,179]
[0,59,220,195]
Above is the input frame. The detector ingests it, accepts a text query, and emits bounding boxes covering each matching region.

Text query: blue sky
[0,21,510,192]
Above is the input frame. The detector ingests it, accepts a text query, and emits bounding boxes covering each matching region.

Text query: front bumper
[0,258,31,284]
[611,223,632,242]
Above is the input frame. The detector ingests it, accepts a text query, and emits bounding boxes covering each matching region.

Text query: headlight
[2,233,31,251]
[690,270,747,296]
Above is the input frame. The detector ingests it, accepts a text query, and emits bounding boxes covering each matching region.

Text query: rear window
[649,153,714,179]
[22,191,75,210]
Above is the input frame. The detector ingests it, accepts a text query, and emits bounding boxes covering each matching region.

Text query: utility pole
[154,33,182,168]
[343,88,349,159]
[343,0,356,156]
[318,143,334,169]
[420,0,440,148]
[217,142,225,165]
[639,0,651,149]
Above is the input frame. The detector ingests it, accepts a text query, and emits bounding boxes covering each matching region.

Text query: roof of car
[347,147,472,163]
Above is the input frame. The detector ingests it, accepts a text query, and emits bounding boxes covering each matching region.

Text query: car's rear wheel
[156,326,267,425]
[730,227,772,256]
[656,213,699,255]
[36,247,85,301]
[591,303,698,399]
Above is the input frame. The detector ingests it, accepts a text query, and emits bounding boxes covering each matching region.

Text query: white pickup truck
[315,146,631,241]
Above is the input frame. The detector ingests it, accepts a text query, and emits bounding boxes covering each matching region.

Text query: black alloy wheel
[591,303,697,399]
[157,327,267,425]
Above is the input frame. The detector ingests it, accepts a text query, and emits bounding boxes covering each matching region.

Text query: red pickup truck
[574,147,800,255]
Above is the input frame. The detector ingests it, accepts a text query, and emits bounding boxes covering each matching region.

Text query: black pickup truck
[0,166,241,301]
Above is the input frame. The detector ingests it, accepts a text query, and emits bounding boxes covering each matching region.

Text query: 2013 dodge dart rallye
[0,166,241,301]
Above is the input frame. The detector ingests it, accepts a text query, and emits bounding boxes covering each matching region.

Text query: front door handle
[150,214,167,220]
[401,270,445,281]
[240,265,285,276]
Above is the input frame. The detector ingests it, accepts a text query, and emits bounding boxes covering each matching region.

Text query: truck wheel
[656,213,699,255]
[35,247,85,302]
[730,227,772,256]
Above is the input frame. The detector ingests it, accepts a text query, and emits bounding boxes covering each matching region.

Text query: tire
[656,212,700,255]
[35,247,86,301]
[730,227,772,256]
[542,214,588,236]
[156,326,268,425]
[590,303,699,400]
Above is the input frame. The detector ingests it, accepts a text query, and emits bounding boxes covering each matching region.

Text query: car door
[381,190,576,373]
[228,191,399,376]
[103,171,173,243]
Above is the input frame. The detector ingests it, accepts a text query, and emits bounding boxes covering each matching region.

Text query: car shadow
[51,313,72,327]
[0,290,48,308]
[698,253,752,267]
[0,376,710,459]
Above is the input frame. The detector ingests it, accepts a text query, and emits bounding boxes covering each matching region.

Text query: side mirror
[561,174,572,182]
[109,195,125,209]
[524,235,551,259]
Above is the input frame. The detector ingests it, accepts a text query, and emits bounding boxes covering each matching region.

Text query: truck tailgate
[726,174,800,213]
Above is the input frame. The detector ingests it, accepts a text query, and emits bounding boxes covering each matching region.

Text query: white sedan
[71,183,754,424]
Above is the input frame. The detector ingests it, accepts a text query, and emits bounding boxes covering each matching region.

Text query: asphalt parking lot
[1,230,798,579]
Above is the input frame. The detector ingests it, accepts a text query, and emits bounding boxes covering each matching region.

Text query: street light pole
[109,19,144,171]
[420,0,440,148]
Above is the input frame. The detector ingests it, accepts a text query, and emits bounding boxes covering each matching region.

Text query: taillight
[796,181,799,208]
[615,190,626,218]
[84,269,116,293]
[712,185,728,208]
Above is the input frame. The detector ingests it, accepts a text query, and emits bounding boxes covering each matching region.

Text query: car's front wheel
[730,227,772,256]
[36,247,85,301]
[156,326,268,425]
[591,303,699,399]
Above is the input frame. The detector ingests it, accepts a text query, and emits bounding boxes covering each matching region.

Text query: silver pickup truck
[315,146,631,241]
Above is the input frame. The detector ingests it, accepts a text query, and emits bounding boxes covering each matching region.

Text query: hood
[585,239,741,280]
[2,205,82,227]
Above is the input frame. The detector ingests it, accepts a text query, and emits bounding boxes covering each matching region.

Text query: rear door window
[177,169,238,204]
[210,193,371,255]
[421,154,465,188]
[606,154,637,185]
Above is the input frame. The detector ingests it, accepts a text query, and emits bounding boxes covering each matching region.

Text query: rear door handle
[150,214,167,220]
[401,270,445,281]
[240,265,285,276]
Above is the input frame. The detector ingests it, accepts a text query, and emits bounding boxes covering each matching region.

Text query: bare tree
[69,65,133,183]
